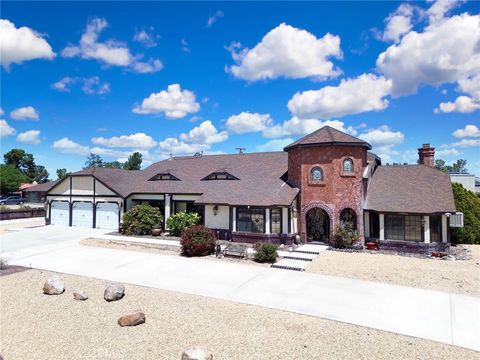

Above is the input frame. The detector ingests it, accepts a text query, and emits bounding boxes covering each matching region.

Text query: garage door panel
[96,202,119,230]
[72,202,93,228]
[51,201,70,226]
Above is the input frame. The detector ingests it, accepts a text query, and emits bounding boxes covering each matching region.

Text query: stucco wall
[204,204,230,229]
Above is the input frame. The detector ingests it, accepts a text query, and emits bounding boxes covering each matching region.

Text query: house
[449,173,480,195]
[36,126,457,252]
[22,180,59,203]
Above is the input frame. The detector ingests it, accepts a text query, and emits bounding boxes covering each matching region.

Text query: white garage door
[72,202,93,228]
[96,202,119,230]
[50,201,70,226]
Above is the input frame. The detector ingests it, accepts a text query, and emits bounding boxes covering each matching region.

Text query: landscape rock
[104,283,125,302]
[73,291,88,301]
[43,275,65,295]
[117,310,145,327]
[181,346,213,360]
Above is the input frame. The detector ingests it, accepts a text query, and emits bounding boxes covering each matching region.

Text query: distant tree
[33,165,49,183]
[56,168,69,180]
[435,159,468,173]
[3,148,36,180]
[385,162,408,166]
[451,183,480,244]
[0,164,28,194]
[123,152,142,170]
[104,161,124,169]
[84,153,104,169]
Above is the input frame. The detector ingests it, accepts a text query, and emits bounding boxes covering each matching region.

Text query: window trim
[148,173,180,181]
[201,171,239,181]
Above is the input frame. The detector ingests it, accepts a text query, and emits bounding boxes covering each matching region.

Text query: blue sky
[1,1,479,178]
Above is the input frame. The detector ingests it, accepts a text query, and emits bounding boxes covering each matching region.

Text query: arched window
[340,208,357,230]
[310,167,323,182]
[343,158,354,173]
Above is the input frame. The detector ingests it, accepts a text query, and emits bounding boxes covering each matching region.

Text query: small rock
[43,275,65,295]
[181,346,213,360]
[73,291,88,301]
[104,283,125,302]
[117,310,145,327]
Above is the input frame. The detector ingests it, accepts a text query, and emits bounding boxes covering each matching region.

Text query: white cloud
[0,19,55,69]
[447,139,480,148]
[427,0,462,25]
[457,74,480,100]
[227,23,342,81]
[435,96,480,113]
[256,138,295,152]
[359,125,405,162]
[0,119,16,138]
[0,108,4,116]
[262,117,356,139]
[89,147,130,158]
[453,124,480,138]
[376,12,480,96]
[382,4,418,43]
[132,84,200,119]
[288,73,392,119]
[157,137,208,156]
[436,148,462,157]
[52,77,75,92]
[52,76,110,95]
[10,106,39,121]
[207,11,224,28]
[179,120,228,145]
[181,38,189,53]
[16,130,41,144]
[53,137,91,155]
[91,132,157,149]
[130,58,163,74]
[225,112,272,134]
[133,28,158,48]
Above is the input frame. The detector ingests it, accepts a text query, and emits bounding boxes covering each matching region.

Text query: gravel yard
[1,270,478,360]
[306,245,480,296]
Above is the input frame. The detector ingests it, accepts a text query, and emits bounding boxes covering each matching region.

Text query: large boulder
[117,310,145,327]
[181,346,213,360]
[43,275,65,295]
[73,291,88,301]
[104,283,125,302]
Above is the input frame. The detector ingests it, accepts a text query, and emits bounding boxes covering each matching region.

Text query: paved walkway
[1,225,479,352]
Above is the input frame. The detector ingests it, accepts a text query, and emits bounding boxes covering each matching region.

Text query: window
[385,215,423,241]
[343,158,354,173]
[149,173,180,181]
[236,207,265,233]
[430,215,442,243]
[270,208,282,234]
[202,172,238,180]
[310,167,323,182]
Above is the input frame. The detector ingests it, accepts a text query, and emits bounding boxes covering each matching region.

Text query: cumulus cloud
[359,125,405,162]
[179,120,228,145]
[256,138,295,152]
[0,19,55,69]
[16,130,41,144]
[130,58,163,74]
[132,84,200,119]
[207,10,224,28]
[435,96,480,113]
[436,148,462,157]
[133,28,158,48]
[53,137,91,155]
[453,124,480,138]
[52,76,110,95]
[0,119,16,138]
[10,106,39,121]
[91,132,157,149]
[262,117,356,139]
[157,137,209,156]
[427,0,462,24]
[227,23,342,81]
[447,139,480,148]
[52,77,75,92]
[381,4,418,43]
[225,112,272,134]
[288,73,392,119]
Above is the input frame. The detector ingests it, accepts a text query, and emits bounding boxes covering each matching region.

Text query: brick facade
[287,145,367,243]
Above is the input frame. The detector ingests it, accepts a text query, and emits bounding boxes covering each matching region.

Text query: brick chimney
[418,144,435,167]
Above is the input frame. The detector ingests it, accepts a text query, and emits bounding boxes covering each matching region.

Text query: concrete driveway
[1,224,479,352]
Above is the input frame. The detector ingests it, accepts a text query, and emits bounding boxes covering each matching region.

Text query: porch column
[441,215,448,243]
[364,211,370,238]
[423,215,430,243]
[291,207,297,234]
[379,213,385,240]
[282,207,289,234]
[164,194,171,229]
[232,207,236,232]
[265,208,271,234]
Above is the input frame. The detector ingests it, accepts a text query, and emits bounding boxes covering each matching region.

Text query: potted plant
[151,223,162,236]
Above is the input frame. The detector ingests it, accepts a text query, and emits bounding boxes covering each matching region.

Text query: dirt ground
[306,245,480,296]
[1,270,478,360]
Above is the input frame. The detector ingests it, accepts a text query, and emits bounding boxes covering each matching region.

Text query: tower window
[310,167,323,182]
[343,158,354,173]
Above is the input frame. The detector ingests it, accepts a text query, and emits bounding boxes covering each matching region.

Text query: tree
[33,165,49,183]
[56,168,69,180]
[84,153,103,169]
[123,152,142,170]
[3,148,36,180]
[451,183,480,244]
[435,159,468,173]
[104,161,124,169]
[0,164,28,194]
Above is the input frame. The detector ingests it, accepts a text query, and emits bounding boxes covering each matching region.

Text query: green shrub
[121,204,163,235]
[254,242,278,263]
[451,183,480,244]
[332,223,360,249]
[166,211,200,236]
[180,225,215,257]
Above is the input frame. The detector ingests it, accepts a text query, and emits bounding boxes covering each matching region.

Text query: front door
[306,208,330,242]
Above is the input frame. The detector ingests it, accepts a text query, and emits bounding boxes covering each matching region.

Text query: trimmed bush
[332,223,360,249]
[166,211,200,236]
[451,182,480,244]
[121,204,163,235]
[254,242,278,263]
[180,225,215,257]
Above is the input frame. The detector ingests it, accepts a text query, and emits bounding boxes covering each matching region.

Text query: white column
[265,208,271,234]
[379,213,385,240]
[364,211,370,238]
[232,207,236,232]
[282,207,289,234]
[423,215,430,243]
[164,194,171,229]
[291,208,297,234]
[442,215,448,243]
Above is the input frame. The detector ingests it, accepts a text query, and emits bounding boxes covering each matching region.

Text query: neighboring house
[449,173,480,195]
[23,180,59,203]
[40,126,457,252]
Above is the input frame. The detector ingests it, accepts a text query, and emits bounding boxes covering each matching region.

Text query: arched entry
[340,208,357,230]
[306,208,330,242]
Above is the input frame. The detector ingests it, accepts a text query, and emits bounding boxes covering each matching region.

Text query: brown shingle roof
[24,180,59,192]
[284,126,371,151]
[365,165,456,214]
